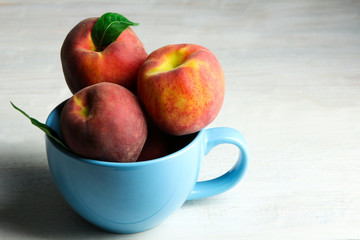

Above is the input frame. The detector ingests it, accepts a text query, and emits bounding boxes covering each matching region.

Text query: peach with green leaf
[61,12,148,93]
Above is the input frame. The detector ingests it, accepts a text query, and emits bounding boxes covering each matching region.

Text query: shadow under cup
[45,101,249,233]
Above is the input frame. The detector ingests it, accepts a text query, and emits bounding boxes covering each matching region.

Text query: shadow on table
[0,152,221,239]
[0,157,132,239]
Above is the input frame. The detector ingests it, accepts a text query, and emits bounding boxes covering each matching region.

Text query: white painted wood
[1,0,360,239]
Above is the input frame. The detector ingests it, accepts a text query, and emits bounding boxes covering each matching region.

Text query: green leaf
[10,101,70,151]
[91,12,139,51]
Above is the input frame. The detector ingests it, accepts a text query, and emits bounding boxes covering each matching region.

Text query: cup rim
[46,101,203,168]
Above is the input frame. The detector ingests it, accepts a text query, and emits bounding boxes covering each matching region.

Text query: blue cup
[45,101,249,233]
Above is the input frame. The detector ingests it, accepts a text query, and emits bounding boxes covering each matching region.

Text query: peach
[61,17,147,93]
[60,82,147,162]
[137,44,225,136]
[137,121,199,161]
[137,123,171,161]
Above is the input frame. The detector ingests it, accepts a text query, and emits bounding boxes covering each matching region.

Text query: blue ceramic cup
[45,101,249,233]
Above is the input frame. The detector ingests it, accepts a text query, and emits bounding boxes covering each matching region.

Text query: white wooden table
[1,1,360,239]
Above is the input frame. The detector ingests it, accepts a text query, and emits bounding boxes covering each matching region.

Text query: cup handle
[187,127,249,200]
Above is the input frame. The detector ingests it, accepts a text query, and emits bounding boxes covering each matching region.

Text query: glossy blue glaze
[45,101,248,233]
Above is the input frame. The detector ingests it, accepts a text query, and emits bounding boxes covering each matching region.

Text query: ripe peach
[61,17,147,93]
[137,44,225,136]
[60,82,147,162]
[137,122,172,161]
